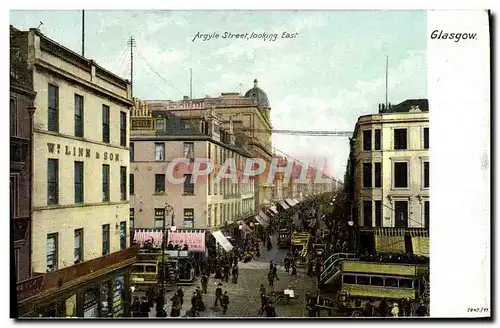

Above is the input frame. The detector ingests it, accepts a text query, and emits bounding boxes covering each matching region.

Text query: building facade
[10,49,37,283]
[351,99,429,254]
[130,102,255,231]
[143,79,274,210]
[12,26,137,318]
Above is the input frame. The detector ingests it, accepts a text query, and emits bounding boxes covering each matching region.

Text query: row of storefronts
[16,246,138,318]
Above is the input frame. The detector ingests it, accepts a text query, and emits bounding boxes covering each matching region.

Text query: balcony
[17,244,139,305]
[10,136,29,172]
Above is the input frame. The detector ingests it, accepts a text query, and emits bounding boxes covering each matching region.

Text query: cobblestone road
[138,239,318,318]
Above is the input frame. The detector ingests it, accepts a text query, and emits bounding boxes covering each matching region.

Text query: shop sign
[16,275,44,302]
[46,143,122,162]
[131,118,153,130]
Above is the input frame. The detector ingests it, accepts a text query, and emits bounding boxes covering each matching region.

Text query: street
[139,238,318,318]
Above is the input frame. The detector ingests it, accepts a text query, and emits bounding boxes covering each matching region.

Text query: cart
[275,289,299,305]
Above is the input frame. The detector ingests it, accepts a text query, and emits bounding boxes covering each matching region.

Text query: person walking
[177,286,184,306]
[391,303,400,318]
[169,294,182,317]
[232,265,239,284]
[139,296,150,317]
[268,266,279,294]
[213,283,223,307]
[222,291,230,315]
[201,273,209,294]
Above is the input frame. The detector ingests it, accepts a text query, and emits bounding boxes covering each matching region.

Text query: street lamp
[161,203,175,306]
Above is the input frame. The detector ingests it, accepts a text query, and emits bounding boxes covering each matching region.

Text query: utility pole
[385,55,389,110]
[127,36,136,97]
[81,10,85,57]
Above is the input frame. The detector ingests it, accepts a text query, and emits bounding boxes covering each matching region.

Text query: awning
[237,220,253,234]
[285,198,295,207]
[167,231,206,252]
[133,229,164,248]
[258,210,271,227]
[410,229,429,257]
[279,200,290,210]
[211,230,234,252]
[374,228,406,254]
[269,206,279,214]
[293,199,300,205]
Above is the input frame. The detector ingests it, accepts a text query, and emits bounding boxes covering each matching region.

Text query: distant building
[143,79,274,210]
[11,26,136,318]
[347,99,429,256]
[129,101,255,233]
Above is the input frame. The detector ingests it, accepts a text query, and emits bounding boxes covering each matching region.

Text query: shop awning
[279,200,290,210]
[133,229,164,248]
[269,206,279,214]
[167,231,206,252]
[211,230,234,252]
[285,198,295,207]
[410,229,429,257]
[374,228,406,254]
[237,220,253,234]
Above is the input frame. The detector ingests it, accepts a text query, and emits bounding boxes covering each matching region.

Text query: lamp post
[161,203,175,304]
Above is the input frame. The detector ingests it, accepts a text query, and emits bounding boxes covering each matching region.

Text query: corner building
[12,27,137,318]
[351,99,429,256]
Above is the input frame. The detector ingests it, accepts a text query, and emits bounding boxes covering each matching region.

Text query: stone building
[11,26,137,318]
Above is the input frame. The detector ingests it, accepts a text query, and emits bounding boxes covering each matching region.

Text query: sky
[10,10,427,180]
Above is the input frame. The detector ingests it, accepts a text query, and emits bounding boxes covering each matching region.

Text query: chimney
[228,116,236,146]
[253,79,258,88]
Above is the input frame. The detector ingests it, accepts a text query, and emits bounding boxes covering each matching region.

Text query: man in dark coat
[130,296,141,317]
[201,274,209,294]
[416,302,427,316]
[222,291,230,315]
[139,296,150,317]
[213,283,223,307]
[177,286,184,305]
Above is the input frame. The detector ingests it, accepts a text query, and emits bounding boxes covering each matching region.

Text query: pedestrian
[284,257,290,273]
[223,264,230,282]
[191,292,197,311]
[378,298,389,317]
[259,284,266,296]
[265,302,276,317]
[391,303,400,318]
[177,286,184,305]
[269,261,274,272]
[259,292,268,315]
[416,302,427,316]
[306,294,316,317]
[307,260,313,276]
[201,273,209,294]
[222,291,230,315]
[139,296,150,317]
[232,265,239,284]
[291,263,297,275]
[268,267,279,293]
[170,294,182,317]
[213,283,223,307]
[130,296,141,317]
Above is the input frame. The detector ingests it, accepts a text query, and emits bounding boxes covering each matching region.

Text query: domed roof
[244,79,270,109]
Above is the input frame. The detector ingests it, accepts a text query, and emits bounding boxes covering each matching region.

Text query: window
[155,174,165,193]
[155,118,165,131]
[374,129,381,150]
[214,206,218,226]
[155,143,165,161]
[46,233,58,272]
[375,200,382,227]
[10,97,18,136]
[423,161,429,188]
[120,222,127,249]
[10,175,18,217]
[74,229,83,264]
[424,201,430,229]
[343,275,356,284]
[155,209,165,228]
[208,144,211,159]
[207,205,212,227]
[394,129,407,150]
[363,130,372,151]
[363,200,372,227]
[102,105,110,143]
[399,278,413,289]
[184,174,194,195]
[371,276,384,286]
[102,224,110,255]
[423,127,429,149]
[130,143,134,162]
[120,166,127,200]
[102,165,110,202]
[394,201,408,228]
[48,84,59,132]
[129,174,134,195]
[357,276,370,285]
[184,208,194,228]
[362,163,372,188]
[184,142,194,161]
[120,112,127,147]
[208,174,212,195]
[214,145,218,164]
[374,162,382,188]
[129,208,135,229]
[74,94,84,137]
[74,161,84,203]
[47,159,59,205]
[394,162,408,188]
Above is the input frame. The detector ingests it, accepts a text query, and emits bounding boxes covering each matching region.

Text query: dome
[244,79,270,108]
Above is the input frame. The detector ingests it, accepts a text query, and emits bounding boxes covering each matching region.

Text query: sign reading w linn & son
[47,143,122,162]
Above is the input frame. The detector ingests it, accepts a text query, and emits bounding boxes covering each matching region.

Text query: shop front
[17,245,139,318]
